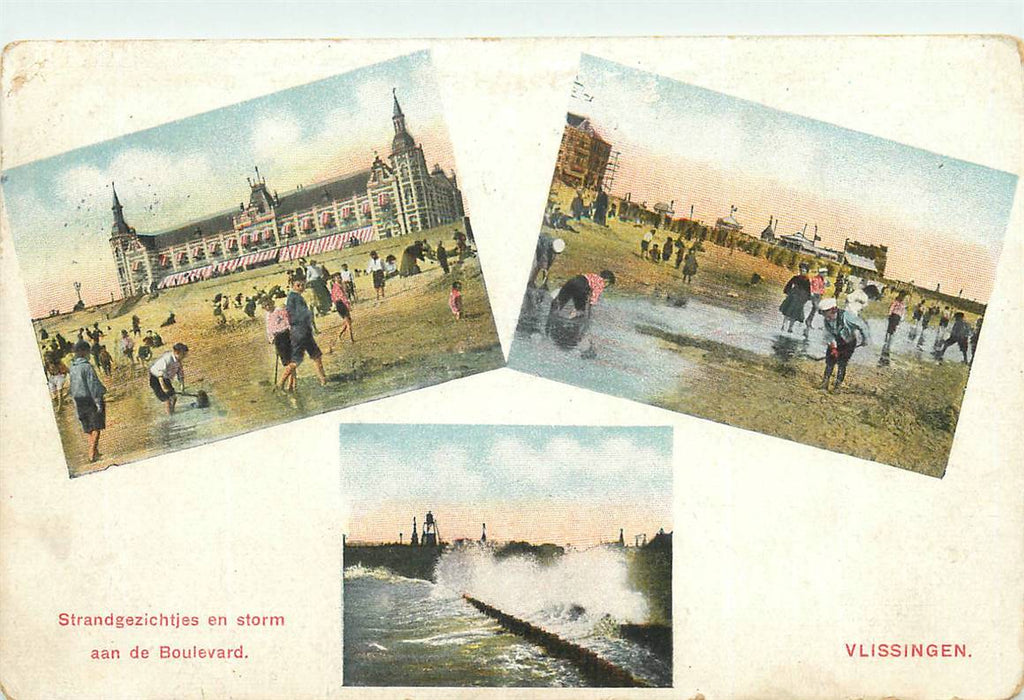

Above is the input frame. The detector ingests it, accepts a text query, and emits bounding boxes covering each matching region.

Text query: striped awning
[157,264,215,289]
[277,226,374,262]
[157,225,376,289]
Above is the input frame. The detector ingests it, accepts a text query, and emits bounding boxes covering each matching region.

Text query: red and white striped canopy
[277,226,374,262]
[158,225,376,289]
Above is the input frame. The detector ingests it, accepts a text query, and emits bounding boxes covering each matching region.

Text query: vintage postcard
[509,53,1018,477]
[1,50,503,477]
[1,36,1022,700]
[341,424,673,688]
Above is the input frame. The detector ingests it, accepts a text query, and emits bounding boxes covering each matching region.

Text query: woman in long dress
[779,262,812,333]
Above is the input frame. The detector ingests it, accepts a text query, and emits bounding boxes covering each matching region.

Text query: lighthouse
[421,510,440,547]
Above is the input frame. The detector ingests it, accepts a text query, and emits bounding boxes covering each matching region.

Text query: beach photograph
[2,51,503,477]
[341,424,673,688]
[509,54,1018,477]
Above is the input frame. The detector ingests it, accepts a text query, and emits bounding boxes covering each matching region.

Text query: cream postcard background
[0,38,1021,699]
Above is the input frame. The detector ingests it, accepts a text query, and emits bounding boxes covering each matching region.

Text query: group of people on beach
[41,317,186,462]
[39,230,476,464]
[639,230,699,284]
[778,261,983,393]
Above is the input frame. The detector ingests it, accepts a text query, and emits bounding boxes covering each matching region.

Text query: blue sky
[571,54,1018,300]
[2,51,454,317]
[341,424,673,545]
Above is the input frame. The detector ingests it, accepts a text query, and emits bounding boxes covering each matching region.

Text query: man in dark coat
[593,189,609,226]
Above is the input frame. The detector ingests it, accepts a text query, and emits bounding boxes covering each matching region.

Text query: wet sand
[511,191,973,477]
[37,228,503,477]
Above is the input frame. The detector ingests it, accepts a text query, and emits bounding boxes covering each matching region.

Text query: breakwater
[462,594,649,688]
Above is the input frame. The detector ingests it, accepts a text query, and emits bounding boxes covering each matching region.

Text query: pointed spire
[110,182,132,238]
[390,88,414,154]
[392,87,403,118]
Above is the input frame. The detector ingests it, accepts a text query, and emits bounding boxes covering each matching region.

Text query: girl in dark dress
[780,263,812,333]
[682,247,699,283]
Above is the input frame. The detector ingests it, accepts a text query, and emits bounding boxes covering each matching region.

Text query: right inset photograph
[509,54,1018,478]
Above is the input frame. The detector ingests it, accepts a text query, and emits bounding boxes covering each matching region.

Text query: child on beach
[818,298,870,393]
[120,329,135,367]
[97,346,113,377]
[682,246,698,283]
[340,264,356,301]
[548,270,616,321]
[44,350,69,410]
[885,292,907,344]
[367,251,386,301]
[330,272,355,342]
[149,343,189,415]
[283,277,328,389]
[937,312,972,364]
[68,340,106,462]
[263,297,294,392]
[449,281,463,321]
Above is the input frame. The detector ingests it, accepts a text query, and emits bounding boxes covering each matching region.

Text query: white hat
[818,298,837,312]
[552,238,566,253]
[818,267,829,273]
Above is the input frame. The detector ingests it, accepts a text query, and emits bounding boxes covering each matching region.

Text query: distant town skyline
[571,54,1017,302]
[3,51,456,318]
[341,425,673,548]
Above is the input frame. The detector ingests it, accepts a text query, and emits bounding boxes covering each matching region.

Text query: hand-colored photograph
[509,54,1018,477]
[2,51,503,477]
[341,424,673,688]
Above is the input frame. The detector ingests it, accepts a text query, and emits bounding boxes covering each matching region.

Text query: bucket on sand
[179,389,210,408]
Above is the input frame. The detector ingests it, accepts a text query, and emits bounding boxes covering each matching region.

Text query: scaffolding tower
[603,150,621,193]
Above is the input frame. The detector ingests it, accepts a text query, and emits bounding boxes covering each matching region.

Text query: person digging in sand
[69,339,107,462]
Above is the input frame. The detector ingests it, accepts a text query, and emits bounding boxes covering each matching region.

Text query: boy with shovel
[149,343,189,414]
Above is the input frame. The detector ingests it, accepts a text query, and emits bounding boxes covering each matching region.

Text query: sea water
[510,293,944,401]
[343,548,671,687]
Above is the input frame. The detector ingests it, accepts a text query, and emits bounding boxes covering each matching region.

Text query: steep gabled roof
[134,169,372,250]
[273,170,371,218]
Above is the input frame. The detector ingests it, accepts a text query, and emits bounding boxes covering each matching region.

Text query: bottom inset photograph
[340,424,673,688]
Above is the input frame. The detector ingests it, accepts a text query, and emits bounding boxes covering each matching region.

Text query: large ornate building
[554,113,612,192]
[109,91,464,296]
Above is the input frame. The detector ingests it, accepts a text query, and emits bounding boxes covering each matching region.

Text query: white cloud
[54,148,222,233]
[251,114,303,159]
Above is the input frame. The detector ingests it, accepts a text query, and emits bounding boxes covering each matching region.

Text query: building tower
[480,523,487,543]
[410,516,419,546]
[109,182,148,299]
[388,88,436,234]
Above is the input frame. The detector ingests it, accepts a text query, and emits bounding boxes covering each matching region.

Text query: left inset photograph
[342,424,673,688]
[2,51,504,477]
